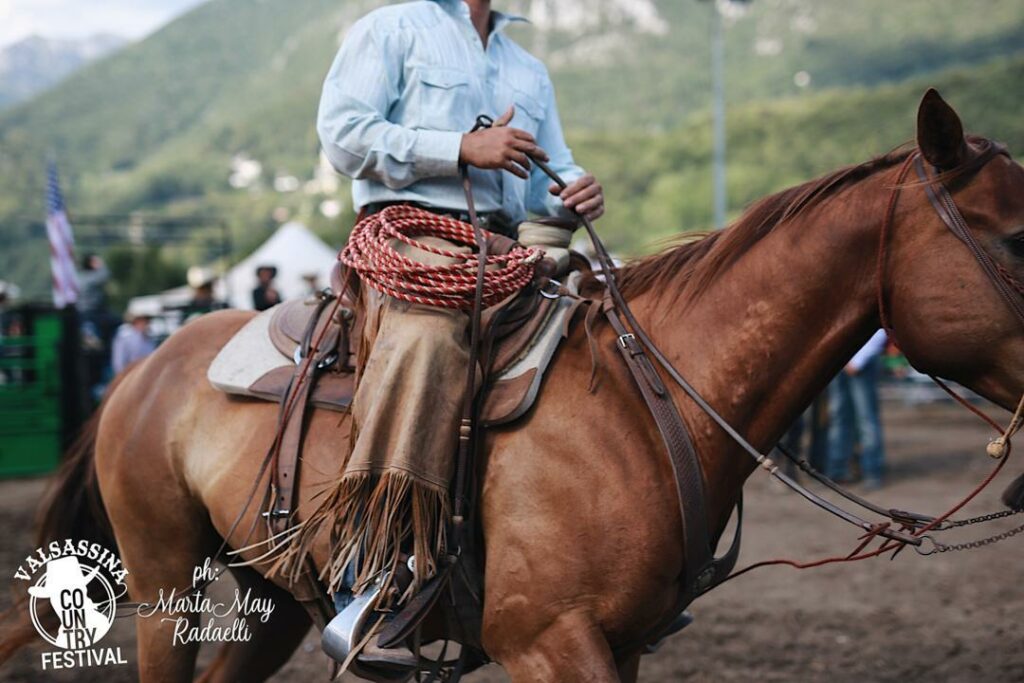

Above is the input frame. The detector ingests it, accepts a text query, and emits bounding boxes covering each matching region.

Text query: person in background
[77,254,115,399]
[0,313,27,385]
[301,272,321,297]
[0,283,10,336]
[825,329,888,490]
[252,265,280,311]
[76,254,112,332]
[182,267,226,320]
[111,312,156,374]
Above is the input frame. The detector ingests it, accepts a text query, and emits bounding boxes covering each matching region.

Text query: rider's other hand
[551,173,604,221]
[458,106,548,180]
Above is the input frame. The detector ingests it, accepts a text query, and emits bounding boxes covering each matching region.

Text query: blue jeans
[825,357,885,482]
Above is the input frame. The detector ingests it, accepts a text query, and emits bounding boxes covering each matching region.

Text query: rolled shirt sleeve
[848,329,887,372]
[317,17,463,189]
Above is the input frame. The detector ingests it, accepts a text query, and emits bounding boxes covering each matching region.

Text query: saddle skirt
[207,273,586,425]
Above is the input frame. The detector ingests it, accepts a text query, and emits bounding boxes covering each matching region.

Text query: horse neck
[628,167,897,522]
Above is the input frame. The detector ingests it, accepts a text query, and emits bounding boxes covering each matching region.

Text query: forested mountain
[0,34,125,110]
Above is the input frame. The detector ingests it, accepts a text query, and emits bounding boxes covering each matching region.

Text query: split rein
[729,142,1024,580]
[528,137,1024,578]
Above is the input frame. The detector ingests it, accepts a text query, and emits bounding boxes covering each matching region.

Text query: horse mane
[615,144,920,304]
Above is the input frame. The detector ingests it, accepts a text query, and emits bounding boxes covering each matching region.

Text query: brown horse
[4,90,1023,682]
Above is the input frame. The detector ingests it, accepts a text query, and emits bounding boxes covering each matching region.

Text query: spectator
[183,266,226,319]
[252,265,280,311]
[825,330,888,490]
[302,272,321,297]
[111,312,156,374]
[76,254,111,321]
[76,254,116,399]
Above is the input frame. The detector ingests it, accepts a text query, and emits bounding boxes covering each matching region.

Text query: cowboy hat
[27,556,102,600]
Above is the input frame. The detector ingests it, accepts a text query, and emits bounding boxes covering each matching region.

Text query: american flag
[45,161,79,307]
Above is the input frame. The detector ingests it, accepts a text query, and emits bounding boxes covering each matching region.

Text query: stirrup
[322,584,417,682]
[322,585,382,663]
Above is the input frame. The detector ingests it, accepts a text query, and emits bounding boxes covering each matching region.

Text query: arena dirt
[2,402,1021,682]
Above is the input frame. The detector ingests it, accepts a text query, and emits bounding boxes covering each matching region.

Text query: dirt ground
[1,400,1022,682]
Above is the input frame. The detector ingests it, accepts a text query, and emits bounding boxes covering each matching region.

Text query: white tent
[127,221,339,316]
[221,221,339,309]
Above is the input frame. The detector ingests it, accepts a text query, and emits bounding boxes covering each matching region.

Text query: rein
[514,134,1024,627]
[721,142,1024,580]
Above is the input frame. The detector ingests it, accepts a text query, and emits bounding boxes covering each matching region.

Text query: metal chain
[928,520,1024,553]
[948,508,1024,528]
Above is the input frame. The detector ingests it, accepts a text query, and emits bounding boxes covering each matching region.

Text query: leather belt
[364,201,515,237]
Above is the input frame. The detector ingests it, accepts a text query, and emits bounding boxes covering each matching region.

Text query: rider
[316,0,604,662]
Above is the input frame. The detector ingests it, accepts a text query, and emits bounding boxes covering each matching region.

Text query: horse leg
[97,416,218,680]
[114,508,211,683]
[493,608,621,683]
[195,566,311,683]
[617,654,641,683]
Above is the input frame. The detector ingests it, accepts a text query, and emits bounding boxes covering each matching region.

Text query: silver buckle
[617,333,637,350]
[540,279,562,299]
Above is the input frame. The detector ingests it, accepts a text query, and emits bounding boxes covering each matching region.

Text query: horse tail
[34,398,116,551]
[0,369,127,665]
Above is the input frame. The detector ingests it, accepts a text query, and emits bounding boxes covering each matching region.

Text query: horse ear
[916,88,967,170]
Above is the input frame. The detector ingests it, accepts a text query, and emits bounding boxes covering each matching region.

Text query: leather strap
[267,294,339,535]
[603,300,742,650]
[603,301,712,589]
[914,151,1024,328]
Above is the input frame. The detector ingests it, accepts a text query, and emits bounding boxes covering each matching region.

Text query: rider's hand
[551,173,604,221]
[458,106,548,180]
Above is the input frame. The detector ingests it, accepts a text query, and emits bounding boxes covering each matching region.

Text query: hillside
[1,0,1023,299]
[579,55,1024,249]
[0,34,125,110]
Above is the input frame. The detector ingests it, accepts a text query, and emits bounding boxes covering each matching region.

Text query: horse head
[885,89,1024,413]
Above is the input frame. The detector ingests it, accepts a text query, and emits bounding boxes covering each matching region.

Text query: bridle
[716,140,1024,578]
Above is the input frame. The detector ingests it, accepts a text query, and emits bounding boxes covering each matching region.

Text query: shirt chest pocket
[510,87,545,136]
[413,66,473,131]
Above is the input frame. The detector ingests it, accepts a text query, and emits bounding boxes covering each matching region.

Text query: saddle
[207,256,588,676]
[208,264,585,425]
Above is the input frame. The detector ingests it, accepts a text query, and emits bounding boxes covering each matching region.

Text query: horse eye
[1007,230,1024,259]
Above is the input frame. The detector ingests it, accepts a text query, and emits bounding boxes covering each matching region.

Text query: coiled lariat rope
[340,204,541,309]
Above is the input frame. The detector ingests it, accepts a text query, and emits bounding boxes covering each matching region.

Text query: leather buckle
[617,333,642,355]
[317,352,338,370]
[261,509,290,519]
[539,279,562,299]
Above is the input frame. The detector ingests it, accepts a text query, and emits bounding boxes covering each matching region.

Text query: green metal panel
[0,310,64,476]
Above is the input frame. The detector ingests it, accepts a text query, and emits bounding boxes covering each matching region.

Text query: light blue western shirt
[317,0,584,226]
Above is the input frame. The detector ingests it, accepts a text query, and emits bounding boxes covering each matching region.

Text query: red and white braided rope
[339,205,541,309]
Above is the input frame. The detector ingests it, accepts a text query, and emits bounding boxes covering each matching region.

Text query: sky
[0,0,208,48]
